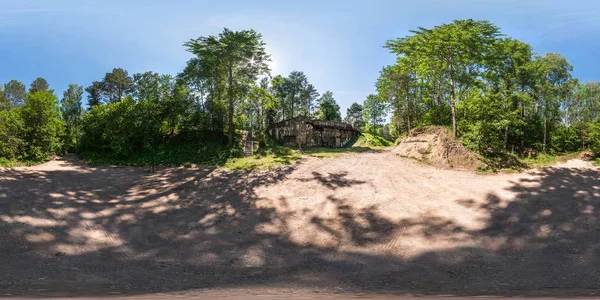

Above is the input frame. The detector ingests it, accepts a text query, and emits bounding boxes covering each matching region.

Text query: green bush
[364,123,383,136]
[0,108,24,160]
[78,96,235,166]
[551,125,581,153]
[590,121,600,157]
[20,92,65,162]
[459,119,506,154]
[80,97,142,158]
[81,140,230,166]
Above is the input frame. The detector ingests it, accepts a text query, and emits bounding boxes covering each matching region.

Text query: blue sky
[1,0,600,114]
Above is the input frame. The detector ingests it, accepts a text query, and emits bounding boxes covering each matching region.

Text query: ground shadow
[298,171,367,190]
[1,161,600,297]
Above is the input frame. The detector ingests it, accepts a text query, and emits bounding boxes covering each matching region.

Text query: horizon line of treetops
[2,19,600,166]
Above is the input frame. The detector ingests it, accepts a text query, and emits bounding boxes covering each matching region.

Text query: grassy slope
[0,156,60,167]
[353,132,393,148]
[80,141,231,167]
[0,158,25,167]
[223,133,390,170]
[521,152,581,168]
[1,132,391,170]
[478,151,583,174]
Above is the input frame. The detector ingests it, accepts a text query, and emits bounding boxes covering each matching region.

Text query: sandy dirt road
[1,150,600,298]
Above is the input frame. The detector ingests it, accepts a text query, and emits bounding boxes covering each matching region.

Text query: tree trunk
[406,112,411,135]
[282,99,285,121]
[449,73,457,137]
[394,93,400,135]
[503,125,509,150]
[406,94,411,135]
[543,114,547,154]
[291,88,295,119]
[306,95,310,117]
[437,91,443,125]
[434,79,439,124]
[503,89,509,150]
[228,99,234,148]
[227,67,234,148]
[151,132,156,173]
[74,117,79,153]
[416,78,423,125]
[520,84,525,150]
[216,88,221,132]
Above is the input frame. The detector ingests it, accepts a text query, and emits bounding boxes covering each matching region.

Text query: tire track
[82,222,133,260]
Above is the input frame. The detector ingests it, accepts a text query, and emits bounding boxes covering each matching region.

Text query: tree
[20,91,64,161]
[386,19,501,136]
[160,76,192,135]
[180,54,228,133]
[185,28,271,148]
[498,38,536,150]
[85,81,104,107]
[376,63,417,135]
[102,68,133,103]
[270,75,288,120]
[268,71,318,119]
[303,83,319,117]
[478,38,535,151]
[285,71,308,118]
[3,80,27,108]
[61,84,84,151]
[242,84,277,131]
[363,94,387,130]
[133,71,161,102]
[316,91,341,121]
[538,53,572,153]
[345,102,364,128]
[29,77,52,94]
[0,108,24,160]
[0,84,8,110]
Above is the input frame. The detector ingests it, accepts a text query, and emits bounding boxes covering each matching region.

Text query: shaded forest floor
[1,151,600,297]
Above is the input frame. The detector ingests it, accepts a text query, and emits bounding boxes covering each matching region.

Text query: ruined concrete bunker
[268,116,358,148]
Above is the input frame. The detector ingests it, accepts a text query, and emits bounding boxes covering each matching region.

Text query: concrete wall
[268,117,356,148]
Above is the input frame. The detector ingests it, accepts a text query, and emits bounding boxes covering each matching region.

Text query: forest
[1,20,600,168]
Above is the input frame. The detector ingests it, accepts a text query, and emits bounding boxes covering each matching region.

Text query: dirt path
[1,151,600,297]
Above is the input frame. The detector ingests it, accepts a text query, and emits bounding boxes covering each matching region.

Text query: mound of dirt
[393,126,485,170]
[579,150,595,161]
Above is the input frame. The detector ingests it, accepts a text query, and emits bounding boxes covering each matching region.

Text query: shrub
[551,125,581,153]
[0,108,24,160]
[20,92,64,162]
[590,122,600,157]
[80,97,142,157]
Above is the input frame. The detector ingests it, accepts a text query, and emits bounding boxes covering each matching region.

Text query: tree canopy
[184,28,271,148]
[377,19,600,157]
[3,23,600,167]
[316,91,342,122]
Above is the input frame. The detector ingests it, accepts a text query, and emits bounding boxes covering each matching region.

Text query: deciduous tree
[61,84,84,150]
[3,80,27,108]
[316,91,341,121]
[185,28,271,148]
